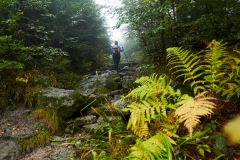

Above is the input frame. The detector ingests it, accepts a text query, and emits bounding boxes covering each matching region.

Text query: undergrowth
[18,129,51,153]
[32,107,59,133]
[82,40,240,160]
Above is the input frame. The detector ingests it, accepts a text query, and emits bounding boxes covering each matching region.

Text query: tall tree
[46,0,110,73]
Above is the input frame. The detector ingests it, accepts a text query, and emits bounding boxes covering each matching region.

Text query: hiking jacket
[111,44,122,54]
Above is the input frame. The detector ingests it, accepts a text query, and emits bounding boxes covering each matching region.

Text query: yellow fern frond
[175,92,216,137]
[134,122,149,139]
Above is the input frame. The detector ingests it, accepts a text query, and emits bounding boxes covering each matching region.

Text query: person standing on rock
[111,40,123,71]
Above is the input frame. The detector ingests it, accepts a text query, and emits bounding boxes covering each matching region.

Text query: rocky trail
[0,61,139,160]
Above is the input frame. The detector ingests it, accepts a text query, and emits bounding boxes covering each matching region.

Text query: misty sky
[94,0,124,43]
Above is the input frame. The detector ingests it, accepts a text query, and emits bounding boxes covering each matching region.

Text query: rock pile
[0,60,139,160]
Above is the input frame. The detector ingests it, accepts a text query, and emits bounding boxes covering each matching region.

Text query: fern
[124,132,174,160]
[203,40,229,90]
[167,40,240,100]
[204,40,240,100]
[124,102,156,138]
[121,74,181,138]
[175,92,216,137]
[125,74,180,102]
[167,47,205,94]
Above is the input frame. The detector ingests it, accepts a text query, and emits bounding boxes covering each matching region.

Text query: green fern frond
[167,47,204,94]
[121,75,181,138]
[125,132,174,160]
[125,74,180,102]
[167,40,240,100]
[221,81,240,100]
[203,40,229,90]
[204,40,240,100]
[175,92,217,137]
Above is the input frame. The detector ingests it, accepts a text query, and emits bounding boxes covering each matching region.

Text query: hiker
[111,40,123,70]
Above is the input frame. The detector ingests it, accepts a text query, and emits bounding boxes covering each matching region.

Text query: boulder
[122,75,137,89]
[0,140,21,160]
[47,145,77,160]
[82,123,107,134]
[36,87,84,119]
[78,70,120,96]
[73,115,97,127]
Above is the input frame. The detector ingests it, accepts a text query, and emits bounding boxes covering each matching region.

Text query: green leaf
[216,136,226,151]
[197,147,205,157]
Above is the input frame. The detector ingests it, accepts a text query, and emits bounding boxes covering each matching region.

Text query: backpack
[113,45,119,54]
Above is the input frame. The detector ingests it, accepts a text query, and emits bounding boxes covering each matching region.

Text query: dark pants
[112,53,121,70]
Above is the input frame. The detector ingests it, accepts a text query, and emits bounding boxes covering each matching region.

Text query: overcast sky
[94,0,124,44]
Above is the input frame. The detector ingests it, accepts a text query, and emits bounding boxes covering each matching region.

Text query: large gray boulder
[78,70,120,96]
[36,87,84,119]
[76,70,121,107]
[0,140,21,160]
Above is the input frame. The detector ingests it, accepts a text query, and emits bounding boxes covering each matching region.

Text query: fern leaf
[167,47,203,94]
[125,132,174,160]
[175,92,216,137]
[121,74,181,138]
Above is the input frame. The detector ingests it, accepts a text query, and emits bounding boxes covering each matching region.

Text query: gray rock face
[82,123,106,134]
[47,145,77,160]
[97,116,123,124]
[119,61,138,90]
[19,140,77,160]
[36,87,82,119]
[122,75,137,89]
[74,115,97,127]
[0,140,20,160]
[78,70,120,96]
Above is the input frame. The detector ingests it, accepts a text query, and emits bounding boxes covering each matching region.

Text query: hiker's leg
[116,53,121,70]
[112,54,118,70]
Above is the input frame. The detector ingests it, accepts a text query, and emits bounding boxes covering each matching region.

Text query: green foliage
[130,51,145,62]
[32,107,59,133]
[119,0,240,66]
[0,0,110,77]
[204,41,240,100]
[115,54,223,159]
[76,106,132,159]
[175,127,212,159]
[18,129,51,153]
[121,74,181,138]
[167,40,240,100]
[125,132,174,160]
[136,64,157,76]
[46,0,110,74]
[23,86,41,108]
[167,47,204,94]
[56,72,81,89]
